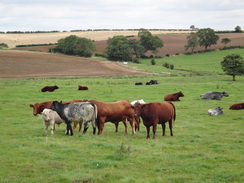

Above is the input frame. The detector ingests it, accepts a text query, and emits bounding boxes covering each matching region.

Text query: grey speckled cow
[200,91,229,100]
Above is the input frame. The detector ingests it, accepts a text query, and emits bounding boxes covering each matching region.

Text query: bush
[162,62,169,68]
[170,64,174,70]
[0,43,8,49]
[132,58,140,63]
[151,59,156,65]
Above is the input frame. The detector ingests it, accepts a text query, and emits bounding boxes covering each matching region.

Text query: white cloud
[0,0,243,31]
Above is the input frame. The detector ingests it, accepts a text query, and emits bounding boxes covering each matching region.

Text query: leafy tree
[185,32,199,53]
[235,26,242,33]
[128,39,145,58]
[221,38,231,47]
[138,29,163,54]
[221,54,244,81]
[106,35,132,61]
[196,28,219,50]
[53,35,96,57]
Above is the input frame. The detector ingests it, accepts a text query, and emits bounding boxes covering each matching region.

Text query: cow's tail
[168,102,176,122]
[90,102,98,121]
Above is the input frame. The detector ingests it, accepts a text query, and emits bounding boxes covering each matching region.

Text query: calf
[134,102,176,139]
[41,109,63,134]
[164,91,184,101]
[135,82,143,85]
[130,99,146,131]
[146,80,159,85]
[200,91,229,100]
[229,103,244,110]
[50,101,97,136]
[78,85,88,90]
[208,107,223,116]
[41,85,59,92]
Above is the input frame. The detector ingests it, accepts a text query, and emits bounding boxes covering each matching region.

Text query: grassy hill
[0,49,243,183]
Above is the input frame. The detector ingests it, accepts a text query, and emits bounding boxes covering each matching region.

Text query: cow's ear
[30,104,34,108]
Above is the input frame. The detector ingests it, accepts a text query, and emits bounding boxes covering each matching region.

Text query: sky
[0,0,243,32]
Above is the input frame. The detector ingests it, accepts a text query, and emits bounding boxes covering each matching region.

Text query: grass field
[0,50,244,183]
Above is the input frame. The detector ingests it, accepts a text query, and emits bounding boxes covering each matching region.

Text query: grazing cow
[135,82,143,85]
[200,91,229,100]
[229,103,244,110]
[41,85,59,92]
[208,107,223,116]
[164,91,184,101]
[134,102,176,139]
[146,80,159,85]
[50,101,97,136]
[41,109,63,134]
[87,100,136,135]
[131,99,146,131]
[78,85,88,90]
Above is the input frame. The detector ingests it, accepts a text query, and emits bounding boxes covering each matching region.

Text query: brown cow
[78,85,88,90]
[229,103,244,110]
[134,102,176,139]
[88,100,136,135]
[29,100,83,131]
[41,85,59,92]
[164,91,184,101]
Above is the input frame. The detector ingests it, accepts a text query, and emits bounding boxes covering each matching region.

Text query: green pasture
[0,49,244,183]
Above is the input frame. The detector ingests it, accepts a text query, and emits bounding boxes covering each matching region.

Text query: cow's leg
[83,122,89,134]
[122,118,128,134]
[162,123,166,136]
[114,122,119,132]
[73,122,78,131]
[79,122,82,132]
[146,126,150,139]
[91,119,96,135]
[128,117,136,135]
[66,122,73,136]
[169,120,173,136]
[152,123,157,139]
[97,117,105,135]
[50,120,55,135]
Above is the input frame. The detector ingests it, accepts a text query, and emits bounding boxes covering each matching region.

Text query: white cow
[131,99,146,106]
[208,107,223,116]
[41,108,63,134]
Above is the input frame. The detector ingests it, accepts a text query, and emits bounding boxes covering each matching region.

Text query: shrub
[170,64,174,70]
[151,59,156,65]
[132,57,140,63]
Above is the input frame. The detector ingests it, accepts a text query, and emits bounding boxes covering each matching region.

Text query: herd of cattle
[32,86,243,139]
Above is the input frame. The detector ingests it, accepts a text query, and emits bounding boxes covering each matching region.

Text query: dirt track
[0,50,150,78]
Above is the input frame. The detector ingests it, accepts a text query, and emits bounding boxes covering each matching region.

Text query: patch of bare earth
[0,50,150,78]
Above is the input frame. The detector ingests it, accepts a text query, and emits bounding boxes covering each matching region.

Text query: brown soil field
[1,31,244,78]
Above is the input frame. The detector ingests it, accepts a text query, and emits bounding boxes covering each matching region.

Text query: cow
[134,102,176,139]
[50,101,97,136]
[41,85,59,92]
[86,100,136,135]
[29,100,83,131]
[200,91,229,100]
[78,85,88,90]
[40,109,63,134]
[146,80,159,85]
[229,103,244,110]
[164,91,184,101]
[208,107,223,116]
[135,82,143,85]
[130,99,146,131]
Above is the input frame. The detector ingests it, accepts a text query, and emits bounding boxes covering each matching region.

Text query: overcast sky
[0,0,243,32]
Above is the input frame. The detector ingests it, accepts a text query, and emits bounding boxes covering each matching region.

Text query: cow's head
[223,91,229,97]
[179,91,185,97]
[55,85,59,89]
[29,103,45,116]
[133,103,146,117]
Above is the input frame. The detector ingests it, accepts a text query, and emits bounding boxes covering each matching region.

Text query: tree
[196,28,219,50]
[106,35,132,61]
[185,32,198,53]
[221,38,231,48]
[235,26,242,33]
[128,39,145,58]
[138,29,163,54]
[53,35,96,57]
[221,54,244,81]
